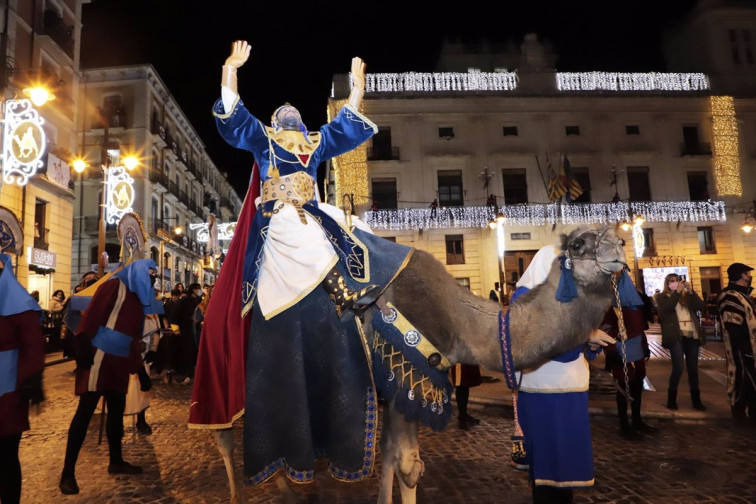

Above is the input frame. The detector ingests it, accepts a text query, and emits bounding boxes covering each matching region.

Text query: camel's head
[560,226,628,286]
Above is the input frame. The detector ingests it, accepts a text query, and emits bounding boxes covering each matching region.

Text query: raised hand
[225,40,251,69]
[350,57,366,91]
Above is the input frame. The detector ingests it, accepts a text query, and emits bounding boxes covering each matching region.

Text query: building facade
[328,3,755,300]
[0,0,88,308]
[73,65,242,292]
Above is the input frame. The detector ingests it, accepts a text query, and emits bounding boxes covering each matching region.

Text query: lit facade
[328,6,756,299]
[73,65,242,292]
[0,0,88,308]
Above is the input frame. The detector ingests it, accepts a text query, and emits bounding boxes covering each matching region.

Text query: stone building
[73,65,242,292]
[327,1,755,301]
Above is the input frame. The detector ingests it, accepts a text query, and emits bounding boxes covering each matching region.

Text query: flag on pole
[546,155,566,202]
[561,155,583,203]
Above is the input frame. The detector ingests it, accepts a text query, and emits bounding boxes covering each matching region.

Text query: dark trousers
[668,337,700,392]
[456,386,469,417]
[732,351,756,423]
[63,392,126,476]
[616,379,645,428]
[0,433,22,504]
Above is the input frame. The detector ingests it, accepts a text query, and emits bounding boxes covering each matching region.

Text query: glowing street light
[22,86,56,107]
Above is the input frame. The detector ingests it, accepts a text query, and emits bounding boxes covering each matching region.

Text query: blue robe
[213,98,414,486]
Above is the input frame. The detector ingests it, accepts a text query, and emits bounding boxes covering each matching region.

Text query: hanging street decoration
[364,200,726,231]
[2,99,47,186]
[0,206,23,255]
[360,70,519,94]
[190,221,237,243]
[556,72,710,92]
[105,166,135,224]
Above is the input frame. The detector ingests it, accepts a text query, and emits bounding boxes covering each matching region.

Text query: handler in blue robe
[210,40,411,486]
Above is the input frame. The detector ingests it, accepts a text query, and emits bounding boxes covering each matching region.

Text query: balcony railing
[40,9,75,58]
[680,142,712,156]
[367,146,400,161]
[148,170,168,187]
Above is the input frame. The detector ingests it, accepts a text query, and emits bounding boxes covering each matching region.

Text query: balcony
[148,170,168,188]
[178,190,190,208]
[39,10,75,58]
[680,142,712,156]
[167,181,180,197]
[367,146,400,161]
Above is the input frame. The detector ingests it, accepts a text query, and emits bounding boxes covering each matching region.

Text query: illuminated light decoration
[632,222,645,258]
[710,96,742,196]
[2,99,47,186]
[190,222,237,243]
[328,99,370,206]
[104,166,135,224]
[556,72,710,92]
[356,71,518,94]
[364,201,726,230]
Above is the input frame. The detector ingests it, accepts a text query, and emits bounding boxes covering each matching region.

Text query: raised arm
[221,40,251,95]
[348,57,366,109]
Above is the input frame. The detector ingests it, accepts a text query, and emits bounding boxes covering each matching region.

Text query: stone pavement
[18,333,755,504]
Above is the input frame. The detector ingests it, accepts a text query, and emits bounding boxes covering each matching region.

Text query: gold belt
[261,172,315,224]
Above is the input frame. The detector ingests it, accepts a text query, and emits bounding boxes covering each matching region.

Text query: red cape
[188,164,259,429]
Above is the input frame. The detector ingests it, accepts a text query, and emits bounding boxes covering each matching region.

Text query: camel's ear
[559,233,569,252]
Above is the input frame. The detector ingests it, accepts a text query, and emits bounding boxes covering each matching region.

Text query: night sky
[80,0,698,197]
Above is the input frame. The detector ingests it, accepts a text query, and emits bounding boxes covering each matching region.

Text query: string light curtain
[710,95,743,197]
[327,99,370,206]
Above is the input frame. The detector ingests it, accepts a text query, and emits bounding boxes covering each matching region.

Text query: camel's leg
[214,429,242,504]
[273,474,302,504]
[378,400,424,504]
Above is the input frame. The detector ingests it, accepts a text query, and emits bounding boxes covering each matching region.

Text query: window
[687,172,710,201]
[151,196,159,222]
[502,126,519,136]
[501,169,528,204]
[34,199,48,250]
[730,29,741,64]
[439,127,455,140]
[456,278,471,290]
[698,227,716,254]
[625,125,640,135]
[565,125,580,136]
[445,235,465,265]
[511,232,531,240]
[641,228,656,256]
[682,125,709,155]
[699,266,723,298]
[369,127,397,160]
[627,166,651,201]
[571,167,591,203]
[437,170,463,206]
[371,178,397,210]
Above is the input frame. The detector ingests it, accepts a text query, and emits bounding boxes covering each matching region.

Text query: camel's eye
[570,239,584,251]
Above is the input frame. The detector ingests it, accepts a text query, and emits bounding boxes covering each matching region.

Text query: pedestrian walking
[718,262,756,425]
[655,273,707,411]
[0,254,45,504]
[174,283,203,385]
[59,259,162,495]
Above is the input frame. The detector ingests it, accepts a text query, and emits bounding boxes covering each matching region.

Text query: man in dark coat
[174,283,203,385]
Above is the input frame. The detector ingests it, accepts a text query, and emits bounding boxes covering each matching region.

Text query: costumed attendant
[59,260,162,495]
[189,40,418,487]
[124,313,161,435]
[718,263,756,425]
[600,278,656,439]
[451,364,482,430]
[512,245,614,504]
[0,255,45,504]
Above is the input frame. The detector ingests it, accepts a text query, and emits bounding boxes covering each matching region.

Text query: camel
[213,225,628,503]
[12,126,40,160]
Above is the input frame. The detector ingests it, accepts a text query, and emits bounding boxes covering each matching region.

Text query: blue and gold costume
[212,96,416,485]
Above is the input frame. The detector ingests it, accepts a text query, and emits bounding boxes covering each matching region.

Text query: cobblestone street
[19,360,756,503]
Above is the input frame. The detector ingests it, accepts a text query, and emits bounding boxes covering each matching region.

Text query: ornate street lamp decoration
[2,99,47,186]
[105,166,135,224]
